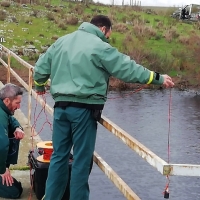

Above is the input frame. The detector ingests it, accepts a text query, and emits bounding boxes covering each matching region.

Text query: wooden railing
[1,44,200,200]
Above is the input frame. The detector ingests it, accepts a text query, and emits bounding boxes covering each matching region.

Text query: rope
[168,89,172,164]
[109,86,173,199]
[163,88,172,199]
[27,87,147,199]
[27,87,171,199]
[28,93,53,200]
[31,94,53,137]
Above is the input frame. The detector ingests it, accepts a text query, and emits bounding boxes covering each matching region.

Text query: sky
[93,0,200,7]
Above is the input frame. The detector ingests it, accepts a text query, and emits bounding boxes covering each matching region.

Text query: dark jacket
[0,100,21,174]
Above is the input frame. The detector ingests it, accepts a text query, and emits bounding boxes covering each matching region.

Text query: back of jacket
[51,23,111,104]
[34,22,163,105]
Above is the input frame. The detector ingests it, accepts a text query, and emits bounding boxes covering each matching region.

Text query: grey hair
[0,83,23,100]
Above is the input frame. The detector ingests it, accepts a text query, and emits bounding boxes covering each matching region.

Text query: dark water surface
[20,89,200,200]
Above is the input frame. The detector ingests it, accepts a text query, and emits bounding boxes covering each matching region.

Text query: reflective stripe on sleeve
[147,71,154,84]
[34,80,48,86]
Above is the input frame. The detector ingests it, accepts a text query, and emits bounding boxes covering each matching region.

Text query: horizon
[93,0,200,7]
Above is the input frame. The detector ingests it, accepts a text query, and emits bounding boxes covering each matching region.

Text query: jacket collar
[78,22,109,43]
[0,99,12,115]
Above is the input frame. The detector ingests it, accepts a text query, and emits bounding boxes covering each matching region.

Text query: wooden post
[28,67,33,126]
[7,51,11,83]
[93,152,141,200]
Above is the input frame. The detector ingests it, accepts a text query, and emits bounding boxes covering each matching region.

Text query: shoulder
[0,108,9,130]
[0,108,9,122]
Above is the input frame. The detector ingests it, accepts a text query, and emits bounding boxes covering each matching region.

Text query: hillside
[0,1,200,89]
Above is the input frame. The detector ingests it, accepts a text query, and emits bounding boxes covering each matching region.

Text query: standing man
[34,15,174,200]
[0,83,24,199]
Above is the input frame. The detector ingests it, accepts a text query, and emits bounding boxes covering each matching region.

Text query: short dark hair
[90,15,112,30]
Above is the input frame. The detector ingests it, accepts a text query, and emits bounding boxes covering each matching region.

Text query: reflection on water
[20,89,200,200]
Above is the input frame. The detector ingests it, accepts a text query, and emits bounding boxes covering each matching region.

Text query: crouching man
[0,83,25,199]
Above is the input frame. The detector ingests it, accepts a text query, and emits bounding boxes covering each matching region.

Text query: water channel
[20,88,200,200]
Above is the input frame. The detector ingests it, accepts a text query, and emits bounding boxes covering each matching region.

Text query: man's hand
[14,127,25,139]
[162,75,174,88]
[0,168,14,186]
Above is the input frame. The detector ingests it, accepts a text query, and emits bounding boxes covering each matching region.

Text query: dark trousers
[44,107,97,200]
[0,176,23,199]
[0,138,22,199]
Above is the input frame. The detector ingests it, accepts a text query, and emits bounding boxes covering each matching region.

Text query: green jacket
[34,22,164,105]
[0,100,21,174]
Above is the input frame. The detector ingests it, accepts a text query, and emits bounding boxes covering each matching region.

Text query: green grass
[146,37,187,62]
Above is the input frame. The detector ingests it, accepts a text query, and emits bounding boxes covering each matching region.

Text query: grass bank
[0,1,200,89]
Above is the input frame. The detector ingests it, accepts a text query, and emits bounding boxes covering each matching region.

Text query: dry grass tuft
[0,10,6,21]
[46,12,55,21]
[65,15,78,25]
[113,23,128,33]
[0,1,10,7]
[163,28,179,42]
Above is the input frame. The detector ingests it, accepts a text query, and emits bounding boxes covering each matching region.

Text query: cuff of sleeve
[35,85,45,92]
[17,126,23,131]
[6,164,10,168]
[151,72,164,85]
